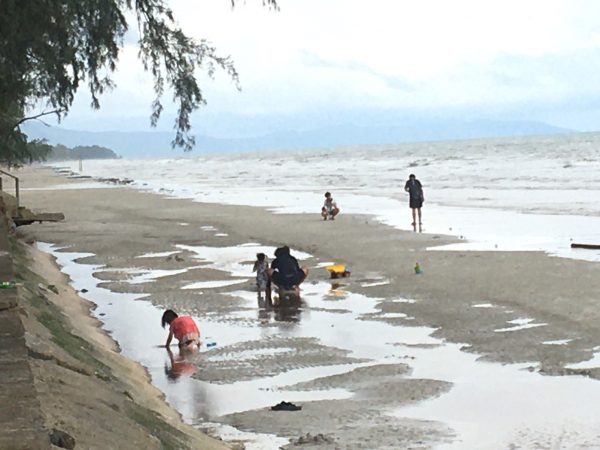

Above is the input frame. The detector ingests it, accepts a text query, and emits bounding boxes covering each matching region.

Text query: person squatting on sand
[266,246,309,302]
[321,192,340,220]
[404,174,424,229]
[252,252,269,299]
[161,309,200,351]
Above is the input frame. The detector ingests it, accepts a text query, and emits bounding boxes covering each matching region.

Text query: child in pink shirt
[161,309,200,351]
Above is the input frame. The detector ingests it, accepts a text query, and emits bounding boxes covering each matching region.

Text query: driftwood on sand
[571,243,600,250]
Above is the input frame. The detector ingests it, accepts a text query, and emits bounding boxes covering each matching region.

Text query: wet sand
[13,217,230,449]
[17,165,600,448]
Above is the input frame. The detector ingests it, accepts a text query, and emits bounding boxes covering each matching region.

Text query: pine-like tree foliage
[0,0,277,163]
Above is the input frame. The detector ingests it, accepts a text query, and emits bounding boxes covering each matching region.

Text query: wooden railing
[0,170,19,207]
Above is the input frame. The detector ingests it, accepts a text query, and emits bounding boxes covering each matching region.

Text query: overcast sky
[50,0,600,135]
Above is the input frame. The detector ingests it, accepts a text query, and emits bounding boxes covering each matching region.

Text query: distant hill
[22,118,571,158]
[46,143,119,161]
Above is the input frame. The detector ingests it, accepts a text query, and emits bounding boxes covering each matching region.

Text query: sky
[45,0,600,137]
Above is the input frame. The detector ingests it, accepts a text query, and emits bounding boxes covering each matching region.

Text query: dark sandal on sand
[271,401,302,411]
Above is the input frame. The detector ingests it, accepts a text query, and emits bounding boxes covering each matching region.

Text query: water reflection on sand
[39,241,600,449]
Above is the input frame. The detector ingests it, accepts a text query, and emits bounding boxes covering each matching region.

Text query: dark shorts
[271,271,303,290]
[409,198,423,209]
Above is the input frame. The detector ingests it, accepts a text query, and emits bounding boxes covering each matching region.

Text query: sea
[49,132,600,262]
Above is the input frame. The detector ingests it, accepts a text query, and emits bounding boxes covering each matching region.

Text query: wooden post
[0,170,19,207]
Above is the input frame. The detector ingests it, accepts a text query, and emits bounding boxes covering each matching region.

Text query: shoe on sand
[271,401,302,411]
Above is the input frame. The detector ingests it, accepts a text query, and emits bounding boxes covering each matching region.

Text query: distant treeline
[47,144,120,161]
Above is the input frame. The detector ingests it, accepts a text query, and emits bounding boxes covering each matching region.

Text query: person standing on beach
[404,174,424,229]
[252,253,269,299]
[321,192,340,220]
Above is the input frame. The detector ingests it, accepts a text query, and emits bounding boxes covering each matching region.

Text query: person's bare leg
[290,267,309,298]
[321,208,328,220]
[417,208,422,225]
[331,207,340,220]
[411,208,417,226]
[299,267,309,284]
[265,285,272,306]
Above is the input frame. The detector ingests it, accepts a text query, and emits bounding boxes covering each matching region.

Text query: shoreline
[16,165,600,448]
[43,157,600,265]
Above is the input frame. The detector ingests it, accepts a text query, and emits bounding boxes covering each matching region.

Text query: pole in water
[79,158,83,172]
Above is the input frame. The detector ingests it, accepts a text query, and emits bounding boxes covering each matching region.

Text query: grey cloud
[486,49,600,89]
[298,50,416,92]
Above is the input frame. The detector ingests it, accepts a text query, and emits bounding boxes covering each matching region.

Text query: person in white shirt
[321,191,340,220]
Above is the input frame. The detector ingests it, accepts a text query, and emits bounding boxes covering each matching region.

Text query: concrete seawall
[0,217,50,449]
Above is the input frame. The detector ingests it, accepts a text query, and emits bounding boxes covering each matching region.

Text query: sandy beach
[16,165,600,448]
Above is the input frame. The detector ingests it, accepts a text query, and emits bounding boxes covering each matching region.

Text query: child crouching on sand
[321,192,340,220]
[161,309,200,351]
[252,253,269,299]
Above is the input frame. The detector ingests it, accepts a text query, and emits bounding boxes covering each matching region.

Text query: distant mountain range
[22,119,571,158]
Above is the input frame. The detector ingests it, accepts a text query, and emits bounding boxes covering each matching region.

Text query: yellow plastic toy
[325,264,351,279]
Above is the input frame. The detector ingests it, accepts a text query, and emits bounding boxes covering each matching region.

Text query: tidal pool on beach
[38,241,600,449]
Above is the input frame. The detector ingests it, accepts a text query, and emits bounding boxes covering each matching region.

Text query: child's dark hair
[325,191,331,197]
[161,309,178,328]
[257,253,266,262]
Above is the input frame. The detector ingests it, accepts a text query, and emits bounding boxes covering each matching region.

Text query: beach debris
[271,401,302,411]
[292,433,335,446]
[80,288,88,293]
[414,262,423,274]
[47,284,59,294]
[0,280,14,289]
[325,264,351,279]
[571,243,600,250]
[96,177,134,185]
[206,341,217,348]
[49,428,75,449]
